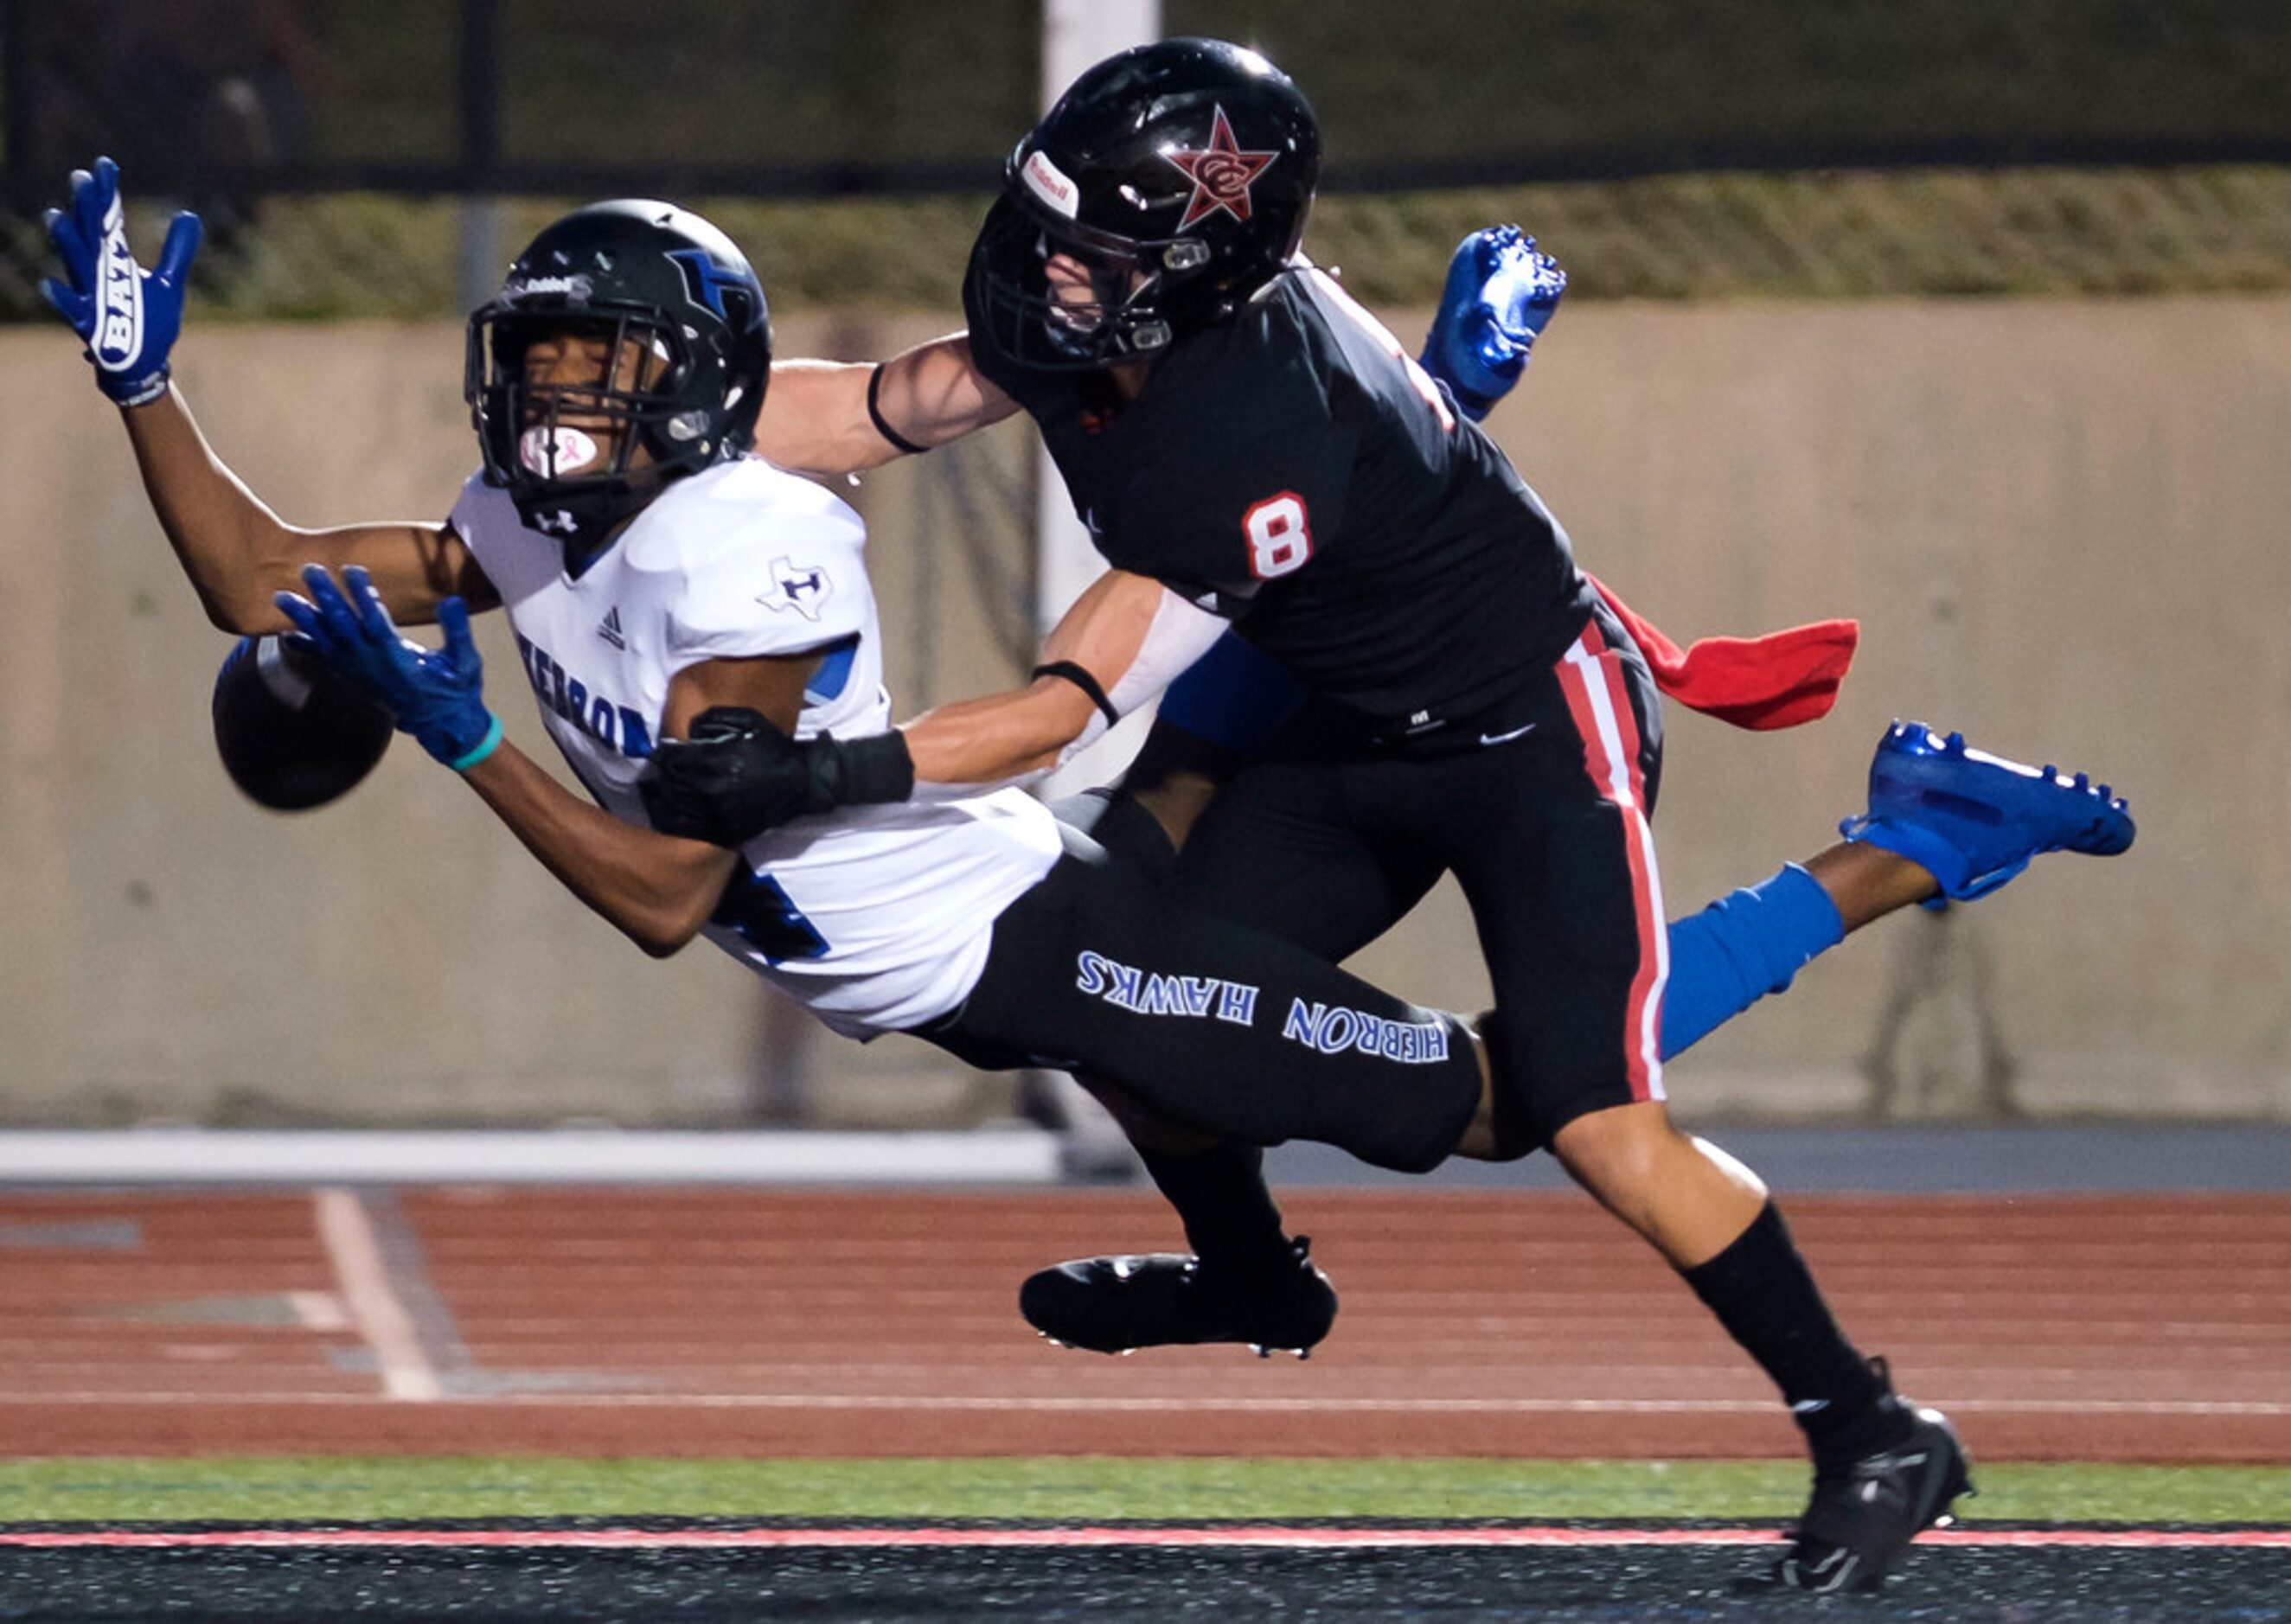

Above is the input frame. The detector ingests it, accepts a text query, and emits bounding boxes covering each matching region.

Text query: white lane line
[287,1291,352,1332]
[0,1128,1061,1184]
[3,1391,2289,1416]
[312,1188,441,1402]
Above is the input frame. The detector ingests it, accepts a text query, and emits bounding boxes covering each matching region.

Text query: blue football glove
[1417,224,1565,422]
[40,157,202,410]
[275,564,501,770]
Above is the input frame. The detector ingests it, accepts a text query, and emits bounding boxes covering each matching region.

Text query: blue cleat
[1839,721,2134,905]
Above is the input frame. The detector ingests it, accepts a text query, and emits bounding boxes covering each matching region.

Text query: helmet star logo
[1164,105,1278,230]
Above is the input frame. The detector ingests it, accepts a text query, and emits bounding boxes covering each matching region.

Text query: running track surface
[2,1188,2285,1460]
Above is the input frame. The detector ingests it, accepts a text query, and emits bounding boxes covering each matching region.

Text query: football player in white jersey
[42,166,1530,1186]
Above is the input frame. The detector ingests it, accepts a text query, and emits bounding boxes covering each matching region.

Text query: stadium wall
[2,300,2283,1126]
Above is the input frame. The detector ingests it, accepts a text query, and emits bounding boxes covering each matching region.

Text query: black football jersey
[970,265,1598,733]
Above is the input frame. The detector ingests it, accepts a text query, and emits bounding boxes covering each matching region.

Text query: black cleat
[1739,1366,1975,1595]
[1019,1236,1337,1358]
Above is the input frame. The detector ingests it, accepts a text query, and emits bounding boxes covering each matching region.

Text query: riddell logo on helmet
[1165,105,1278,230]
[1021,150,1079,220]
[507,273,593,302]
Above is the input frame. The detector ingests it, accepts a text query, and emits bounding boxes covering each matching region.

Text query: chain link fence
[10,166,2291,332]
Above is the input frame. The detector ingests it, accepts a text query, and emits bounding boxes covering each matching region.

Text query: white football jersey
[449,458,1062,1037]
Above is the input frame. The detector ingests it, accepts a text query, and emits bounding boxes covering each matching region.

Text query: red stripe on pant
[1552,619,1668,1103]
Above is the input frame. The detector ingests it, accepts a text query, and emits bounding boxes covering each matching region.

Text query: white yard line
[312,1188,441,1402]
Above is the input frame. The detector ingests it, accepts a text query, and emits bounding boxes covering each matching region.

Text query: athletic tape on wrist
[446,713,504,773]
[113,371,172,410]
[867,364,930,457]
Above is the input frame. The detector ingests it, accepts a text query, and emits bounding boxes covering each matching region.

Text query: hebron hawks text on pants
[1281,1000,1451,1064]
[1072,949,1450,1065]
[1075,950,1260,1025]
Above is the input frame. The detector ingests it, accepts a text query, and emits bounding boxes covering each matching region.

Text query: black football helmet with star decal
[964,36,1321,371]
[465,201,771,561]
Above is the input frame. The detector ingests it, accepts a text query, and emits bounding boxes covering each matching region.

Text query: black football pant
[1168,608,1668,1151]
[916,821,1484,1175]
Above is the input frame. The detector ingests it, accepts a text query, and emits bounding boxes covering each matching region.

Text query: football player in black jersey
[685,39,2135,1594]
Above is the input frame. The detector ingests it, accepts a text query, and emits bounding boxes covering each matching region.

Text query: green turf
[0,1459,2285,1525]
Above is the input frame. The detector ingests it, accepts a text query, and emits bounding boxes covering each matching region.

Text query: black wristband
[867,363,931,457]
[1032,660,1120,729]
[817,729,916,807]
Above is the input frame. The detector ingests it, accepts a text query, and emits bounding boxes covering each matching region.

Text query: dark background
[7,0,2288,202]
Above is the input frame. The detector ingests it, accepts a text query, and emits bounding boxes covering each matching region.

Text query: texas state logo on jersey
[446,457,1061,1039]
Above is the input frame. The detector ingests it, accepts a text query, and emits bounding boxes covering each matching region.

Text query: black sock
[1680,1201,1908,1463]
[1136,1141,1291,1272]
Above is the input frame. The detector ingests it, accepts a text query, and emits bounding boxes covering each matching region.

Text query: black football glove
[642,706,915,846]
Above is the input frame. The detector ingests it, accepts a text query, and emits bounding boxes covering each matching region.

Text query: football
[210,634,394,811]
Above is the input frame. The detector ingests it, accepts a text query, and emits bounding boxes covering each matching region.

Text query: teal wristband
[446,713,504,772]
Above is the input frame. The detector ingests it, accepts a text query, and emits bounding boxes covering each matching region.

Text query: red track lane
[2,1188,2287,1460]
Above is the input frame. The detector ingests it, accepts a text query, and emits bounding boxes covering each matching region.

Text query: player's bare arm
[458,653,814,958]
[458,739,740,959]
[641,568,1227,849]
[900,567,1226,783]
[42,159,492,635]
[758,334,1017,476]
[276,563,817,959]
[124,389,493,634]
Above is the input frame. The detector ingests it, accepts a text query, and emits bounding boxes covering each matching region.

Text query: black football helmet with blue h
[466,201,772,561]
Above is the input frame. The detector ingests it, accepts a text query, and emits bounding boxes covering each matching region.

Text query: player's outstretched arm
[758,334,1019,476]
[42,159,489,633]
[125,390,492,634]
[904,568,1229,784]
[278,565,757,958]
[641,569,1228,849]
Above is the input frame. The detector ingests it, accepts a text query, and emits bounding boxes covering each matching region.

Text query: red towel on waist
[1585,573,1859,732]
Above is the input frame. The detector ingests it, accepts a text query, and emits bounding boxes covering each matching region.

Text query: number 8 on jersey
[1244,491,1314,579]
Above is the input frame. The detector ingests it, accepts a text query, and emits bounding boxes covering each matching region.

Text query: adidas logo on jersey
[597,606,626,649]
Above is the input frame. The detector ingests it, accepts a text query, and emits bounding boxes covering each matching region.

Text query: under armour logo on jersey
[534,508,579,536]
[597,605,626,649]
[1165,105,1279,230]
[762,557,831,621]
